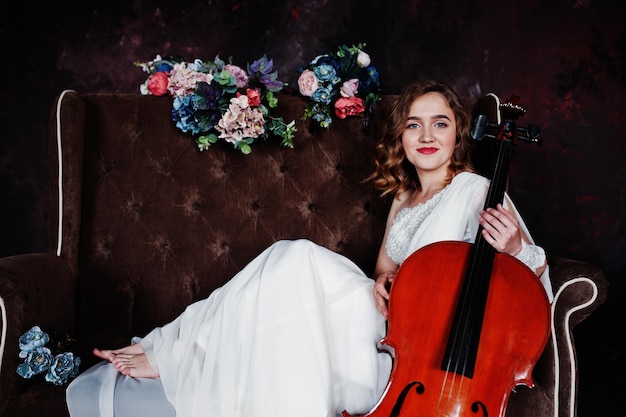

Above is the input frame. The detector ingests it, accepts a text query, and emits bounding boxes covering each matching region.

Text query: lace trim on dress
[514,240,546,272]
[385,187,449,265]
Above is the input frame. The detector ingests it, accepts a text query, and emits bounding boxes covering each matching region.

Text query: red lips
[417,147,438,155]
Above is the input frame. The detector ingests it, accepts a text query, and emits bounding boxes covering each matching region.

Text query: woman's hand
[373,271,395,319]
[479,203,523,256]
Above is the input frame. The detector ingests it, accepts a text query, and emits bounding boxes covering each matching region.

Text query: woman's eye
[406,122,419,129]
[434,121,448,128]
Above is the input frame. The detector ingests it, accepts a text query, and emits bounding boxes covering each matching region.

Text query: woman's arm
[371,192,407,318]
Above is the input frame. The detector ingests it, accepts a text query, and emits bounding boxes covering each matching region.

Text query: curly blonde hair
[369,80,475,197]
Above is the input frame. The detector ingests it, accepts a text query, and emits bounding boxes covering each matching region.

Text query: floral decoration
[137,54,297,154]
[297,43,381,128]
[16,326,81,385]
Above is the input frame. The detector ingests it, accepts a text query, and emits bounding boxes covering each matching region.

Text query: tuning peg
[517,124,542,144]
[471,114,489,140]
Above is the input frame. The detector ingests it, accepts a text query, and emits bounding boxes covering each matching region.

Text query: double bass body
[343,241,550,417]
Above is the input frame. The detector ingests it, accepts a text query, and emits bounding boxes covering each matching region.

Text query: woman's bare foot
[93,343,144,361]
[93,344,159,378]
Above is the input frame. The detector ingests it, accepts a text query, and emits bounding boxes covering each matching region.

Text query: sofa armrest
[548,256,609,323]
[536,256,608,417]
[0,253,76,413]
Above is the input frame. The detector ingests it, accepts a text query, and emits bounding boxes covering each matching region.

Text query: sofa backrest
[50,92,393,338]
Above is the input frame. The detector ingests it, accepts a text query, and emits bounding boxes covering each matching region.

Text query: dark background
[1,0,624,415]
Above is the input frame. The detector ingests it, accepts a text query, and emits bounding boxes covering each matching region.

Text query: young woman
[66,80,552,417]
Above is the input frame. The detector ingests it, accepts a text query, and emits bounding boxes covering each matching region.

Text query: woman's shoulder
[451,171,490,188]
[387,189,412,217]
[447,172,490,202]
[394,189,413,205]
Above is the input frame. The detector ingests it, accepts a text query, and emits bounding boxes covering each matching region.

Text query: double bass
[344,94,550,417]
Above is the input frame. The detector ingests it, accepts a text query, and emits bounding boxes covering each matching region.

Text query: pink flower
[339,79,359,97]
[167,62,213,97]
[297,69,319,97]
[334,97,365,119]
[224,64,249,88]
[147,72,169,96]
[216,96,265,144]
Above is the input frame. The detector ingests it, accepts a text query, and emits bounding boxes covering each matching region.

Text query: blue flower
[45,353,81,386]
[16,326,81,385]
[312,112,332,128]
[312,86,333,105]
[297,43,381,129]
[17,346,53,379]
[313,64,337,83]
[154,61,174,73]
[311,55,341,74]
[18,326,50,355]
[172,95,202,135]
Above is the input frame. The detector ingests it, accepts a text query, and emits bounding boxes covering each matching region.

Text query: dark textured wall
[2,0,624,416]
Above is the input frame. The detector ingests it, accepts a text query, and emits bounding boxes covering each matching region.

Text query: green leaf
[266,91,278,108]
[238,143,252,154]
[196,133,218,151]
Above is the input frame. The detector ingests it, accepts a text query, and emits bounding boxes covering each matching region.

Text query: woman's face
[401,92,457,180]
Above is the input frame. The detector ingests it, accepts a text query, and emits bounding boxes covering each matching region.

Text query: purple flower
[193,82,224,111]
[248,54,274,75]
[224,64,249,88]
[248,55,284,92]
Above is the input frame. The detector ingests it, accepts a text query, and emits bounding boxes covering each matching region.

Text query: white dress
[66,172,553,417]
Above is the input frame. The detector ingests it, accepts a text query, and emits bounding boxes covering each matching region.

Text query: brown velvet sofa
[0,91,609,417]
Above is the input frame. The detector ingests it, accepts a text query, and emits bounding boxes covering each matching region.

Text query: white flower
[231,95,250,109]
[139,80,150,95]
[356,50,371,67]
[138,55,163,73]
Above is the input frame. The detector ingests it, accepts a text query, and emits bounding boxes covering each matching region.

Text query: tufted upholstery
[53,92,392,341]
[0,91,609,417]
